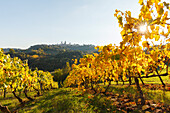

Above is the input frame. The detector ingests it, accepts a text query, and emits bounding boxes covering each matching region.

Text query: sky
[0,0,143,49]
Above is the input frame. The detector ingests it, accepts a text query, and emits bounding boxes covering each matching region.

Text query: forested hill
[3,43,97,72]
[27,43,96,54]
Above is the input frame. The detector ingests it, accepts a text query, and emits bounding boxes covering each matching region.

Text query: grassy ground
[0,72,170,113]
[142,67,170,84]
[110,67,170,85]
[0,85,170,113]
[0,88,119,113]
[108,85,170,105]
[142,76,170,84]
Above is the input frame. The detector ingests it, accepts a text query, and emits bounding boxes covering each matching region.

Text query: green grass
[109,66,170,85]
[0,86,170,113]
[0,88,119,113]
[141,66,170,84]
[142,76,170,84]
[107,85,170,105]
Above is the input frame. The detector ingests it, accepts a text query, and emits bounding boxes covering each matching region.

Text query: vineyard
[1,0,170,112]
[0,48,55,113]
[65,0,170,112]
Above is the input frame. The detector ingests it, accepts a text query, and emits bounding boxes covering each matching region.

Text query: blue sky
[0,0,141,49]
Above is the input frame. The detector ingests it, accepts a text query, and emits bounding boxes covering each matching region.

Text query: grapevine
[65,0,170,106]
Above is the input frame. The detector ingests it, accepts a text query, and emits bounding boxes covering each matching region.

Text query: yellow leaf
[74,59,78,64]
[139,0,143,5]
[127,11,131,17]
[117,15,123,27]
[120,30,126,36]
[166,43,170,49]
[142,41,149,47]
[166,38,170,42]
[159,7,164,15]
[154,35,160,41]
[150,25,155,31]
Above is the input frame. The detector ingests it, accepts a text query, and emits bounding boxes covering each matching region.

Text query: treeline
[3,43,97,72]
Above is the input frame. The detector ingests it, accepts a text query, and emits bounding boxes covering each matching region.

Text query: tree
[9,49,15,54]
[52,62,71,88]
[53,68,63,88]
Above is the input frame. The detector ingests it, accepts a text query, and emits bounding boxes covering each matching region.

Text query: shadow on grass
[108,85,170,106]
[3,103,12,106]
[17,89,75,113]
[162,94,170,105]
[38,89,71,109]
[42,89,71,100]
[144,90,170,105]
[0,97,15,101]
[86,95,117,113]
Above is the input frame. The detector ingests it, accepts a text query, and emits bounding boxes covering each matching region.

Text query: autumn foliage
[65,0,170,106]
[0,48,54,112]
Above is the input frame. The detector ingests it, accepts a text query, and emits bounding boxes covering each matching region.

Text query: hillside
[3,43,97,71]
